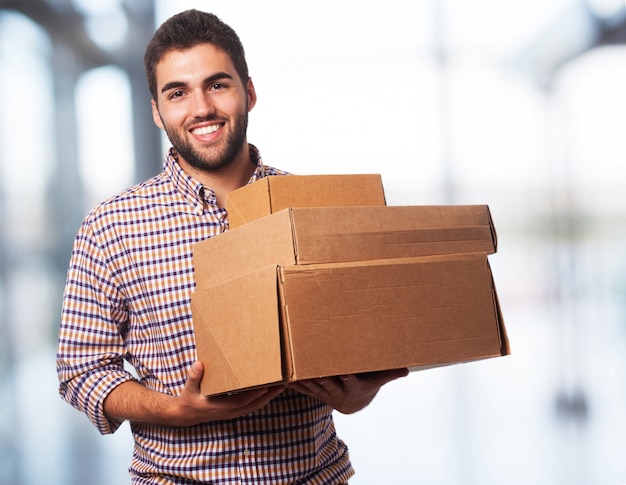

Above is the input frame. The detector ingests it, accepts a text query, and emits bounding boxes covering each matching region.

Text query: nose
[191,90,215,118]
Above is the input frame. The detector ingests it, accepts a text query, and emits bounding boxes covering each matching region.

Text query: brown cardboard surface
[194,205,497,288]
[191,265,283,395]
[191,253,508,396]
[226,174,386,228]
[279,255,507,381]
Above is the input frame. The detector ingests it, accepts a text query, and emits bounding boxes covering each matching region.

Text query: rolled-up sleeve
[56,219,136,435]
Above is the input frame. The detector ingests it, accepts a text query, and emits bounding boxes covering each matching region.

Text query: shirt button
[243,449,251,457]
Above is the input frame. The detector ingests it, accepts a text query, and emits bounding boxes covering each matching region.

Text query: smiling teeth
[192,124,220,135]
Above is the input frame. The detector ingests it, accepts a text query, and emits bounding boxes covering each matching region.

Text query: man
[57,9,407,484]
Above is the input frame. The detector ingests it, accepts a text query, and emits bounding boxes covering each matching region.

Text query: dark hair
[144,9,249,100]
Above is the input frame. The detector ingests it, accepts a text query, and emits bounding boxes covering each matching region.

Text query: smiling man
[150,43,256,204]
[56,9,407,484]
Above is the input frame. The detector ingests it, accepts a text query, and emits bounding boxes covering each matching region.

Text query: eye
[169,90,185,99]
[209,83,227,91]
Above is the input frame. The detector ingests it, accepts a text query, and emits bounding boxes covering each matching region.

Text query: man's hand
[174,361,284,426]
[288,368,409,414]
[104,361,284,427]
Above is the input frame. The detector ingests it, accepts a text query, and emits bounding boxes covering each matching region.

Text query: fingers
[297,369,408,394]
[209,387,281,409]
[243,386,284,411]
[365,368,409,387]
[338,374,357,391]
[290,369,410,411]
[177,361,285,423]
[207,386,284,419]
[312,376,355,397]
[290,376,367,414]
[290,377,343,402]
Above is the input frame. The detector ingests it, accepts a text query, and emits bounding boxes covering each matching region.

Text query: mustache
[188,115,226,125]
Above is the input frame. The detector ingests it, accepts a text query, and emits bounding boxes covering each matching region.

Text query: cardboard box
[226,174,386,228]
[191,254,508,396]
[194,205,497,287]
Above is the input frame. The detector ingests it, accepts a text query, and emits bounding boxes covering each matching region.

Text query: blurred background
[1,0,625,483]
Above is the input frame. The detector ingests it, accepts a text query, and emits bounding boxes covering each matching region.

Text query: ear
[151,99,165,130]
[246,78,257,112]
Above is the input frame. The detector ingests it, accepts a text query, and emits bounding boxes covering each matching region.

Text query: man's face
[151,43,256,173]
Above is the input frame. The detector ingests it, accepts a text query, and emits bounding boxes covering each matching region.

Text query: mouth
[190,123,223,136]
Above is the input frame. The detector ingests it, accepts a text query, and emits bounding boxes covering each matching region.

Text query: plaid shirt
[57,145,354,484]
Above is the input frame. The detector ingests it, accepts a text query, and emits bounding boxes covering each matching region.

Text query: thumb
[186,360,204,388]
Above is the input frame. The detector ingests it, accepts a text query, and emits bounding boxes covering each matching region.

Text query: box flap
[193,209,297,288]
[289,205,497,264]
[191,265,283,396]
[224,177,273,228]
[488,260,510,356]
[486,205,498,252]
[276,266,295,382]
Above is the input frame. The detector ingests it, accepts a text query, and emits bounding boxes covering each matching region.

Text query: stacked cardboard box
[225,173,387,228]
[191,174,509,396]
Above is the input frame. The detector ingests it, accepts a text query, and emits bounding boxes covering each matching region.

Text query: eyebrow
[160,72,235,94]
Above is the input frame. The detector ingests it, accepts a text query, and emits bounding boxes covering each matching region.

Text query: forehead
[155,43,239,89]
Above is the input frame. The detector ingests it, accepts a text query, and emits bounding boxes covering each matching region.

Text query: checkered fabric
[57,145,354,484]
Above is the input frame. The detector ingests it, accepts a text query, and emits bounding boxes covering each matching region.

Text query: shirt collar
[247,144,267,184]
[164,143,266,209]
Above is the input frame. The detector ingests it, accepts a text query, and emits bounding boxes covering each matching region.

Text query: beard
[163,110,249,173]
